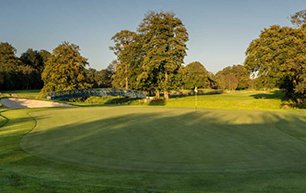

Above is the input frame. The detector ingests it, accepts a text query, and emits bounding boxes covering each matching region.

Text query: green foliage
[111,11,189,100]
[0,42,42,90]
[86,67,113,88]
[41,42,91,95]
[291,9,306,27]
[138,11,188,100]
[111,31,142,90]
[20,49,50,73]
[19,49,51,89]
[245,25,306,104]
[216,65,250,90]
[182,61,209,89]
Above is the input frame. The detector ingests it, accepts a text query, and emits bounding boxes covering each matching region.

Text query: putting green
[21,107,306,173]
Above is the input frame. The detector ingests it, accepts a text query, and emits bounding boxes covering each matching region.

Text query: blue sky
[1,0,305,72]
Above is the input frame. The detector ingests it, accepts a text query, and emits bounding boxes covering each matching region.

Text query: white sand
[0,98,72,109]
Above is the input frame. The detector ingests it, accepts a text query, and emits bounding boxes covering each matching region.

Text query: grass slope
[1,107,306,192]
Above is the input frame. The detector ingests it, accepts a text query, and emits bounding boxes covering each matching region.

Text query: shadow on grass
[170,89,224,99]
[250,90,285,100]
[21,110,306,173]
[148,99,166,106]
[1,108,306,192]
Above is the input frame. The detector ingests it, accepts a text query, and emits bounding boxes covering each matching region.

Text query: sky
[0,0,305,73]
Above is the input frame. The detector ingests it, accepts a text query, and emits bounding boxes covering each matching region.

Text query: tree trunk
[155,90,160,99]
[125,77,128,90]
[125,65,128,90]
[164,70,169,100]
[164,90,169,100]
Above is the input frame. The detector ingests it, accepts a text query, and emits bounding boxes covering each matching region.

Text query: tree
[244,25,306,104]
[86,64,113,88]
[207,72,218,89]
[41,42,91,95]
[110,30,142,90]
[20,49,43,72]
[291,10,306,27]
[216,65,250,90]
[0,42,25,90]
[19,49,51,89]
[182,61,209,89]
[137,11,188,100]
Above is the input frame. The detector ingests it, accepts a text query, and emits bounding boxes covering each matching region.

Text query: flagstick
[194,86,198,111]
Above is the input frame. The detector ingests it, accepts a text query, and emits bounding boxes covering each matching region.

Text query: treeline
[1,10,305,104]
[109,11,251,99]
[0,42,114,92]
[0,43,50,90]
[110,10,305,104]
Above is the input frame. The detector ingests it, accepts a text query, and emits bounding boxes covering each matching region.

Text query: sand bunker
[0,98,72,109]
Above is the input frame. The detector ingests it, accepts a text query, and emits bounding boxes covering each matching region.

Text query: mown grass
[0,90,41,99]
[68,90,294,111]
[1,107,306,192]
[165,90,285,110]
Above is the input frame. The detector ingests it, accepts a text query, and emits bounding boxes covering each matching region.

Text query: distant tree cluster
[0,42,50,90]
[86,61,115,88]
[216,65,250,90]
[182,61,210,90]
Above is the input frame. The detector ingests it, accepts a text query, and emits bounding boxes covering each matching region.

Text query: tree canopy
[110,30,142,90]
[244,25,306,104]
[41,42,91,95]
[138,11,188,100]
[86,62,114,88]
[216,65,250,90]
[182,61,209,89]
[290,9,306,27]
[111,11,188,100]
[0,42,44,90]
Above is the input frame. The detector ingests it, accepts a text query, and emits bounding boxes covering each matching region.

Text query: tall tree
[0,42,20,90]
[0,42,35,90]
[19,49,51,89]
[137,11,188,100]
[110,30,142,90]
[244,25,306,104]
[182,61,209,89]
[41,42,91,95]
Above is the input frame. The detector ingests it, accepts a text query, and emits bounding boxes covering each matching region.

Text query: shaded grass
[1,107,306,192]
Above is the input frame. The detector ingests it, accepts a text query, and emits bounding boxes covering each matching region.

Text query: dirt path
[0,98,72,109]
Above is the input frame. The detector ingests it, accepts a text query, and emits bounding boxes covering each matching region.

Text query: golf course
[1,90,306,193]
[1,2,305,192]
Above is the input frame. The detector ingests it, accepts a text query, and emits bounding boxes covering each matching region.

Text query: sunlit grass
[1,90,41,99]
